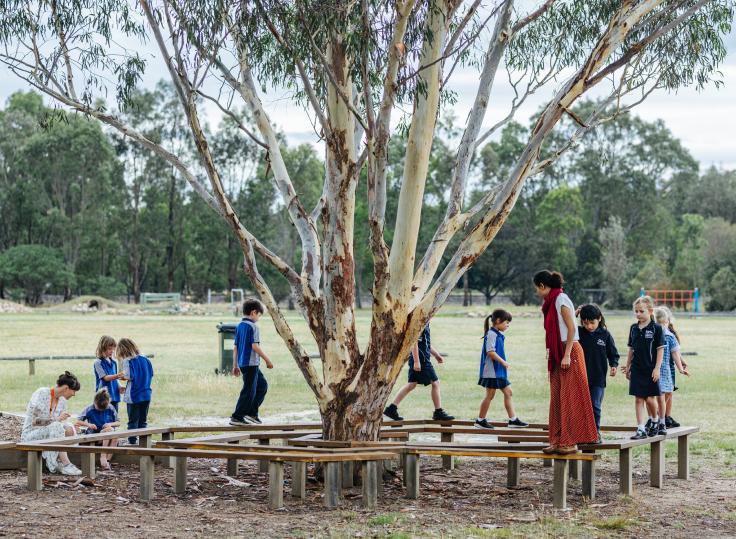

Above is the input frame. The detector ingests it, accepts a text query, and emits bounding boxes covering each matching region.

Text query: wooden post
[268,461,284,510]
[552,459,569,510]
[160,432,174,468]
[291,461,306,499]
[324,461,341,508]
[582,457,596,499]
[342,461,354,489]
[139,455,155,501]
[139,435,152,448]
[650,440,664,488]
[28,359,36,376]
[405,453,419,499]
[174,456,187,494]
[506,457,520,487]
[543,458,553,468]
[258,439,270,473]
[619,448,633,496]
[677,435,689,480]
[227,441,239,477]
[440,432,454,470]
[362,460,378,509]
[80,450,96,479]
[376,459,385,497]
[27,451,43,491]
[568,459,581,481]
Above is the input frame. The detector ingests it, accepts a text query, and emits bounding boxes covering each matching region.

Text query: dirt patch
[0,451,734,538]
[0,414,23,441]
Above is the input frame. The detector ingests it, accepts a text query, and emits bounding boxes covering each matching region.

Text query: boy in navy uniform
[79,388,121,469]
[383,322,454,422]
[230,299,274,425]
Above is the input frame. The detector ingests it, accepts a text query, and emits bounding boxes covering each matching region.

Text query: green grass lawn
[1,308,734,449]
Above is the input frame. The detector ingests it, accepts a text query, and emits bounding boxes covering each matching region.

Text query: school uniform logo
[596,338,606,346]
[644,330,654,339]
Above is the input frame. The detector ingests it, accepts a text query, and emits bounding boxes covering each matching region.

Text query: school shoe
[556,445,578,455]
[630,428,648,440]
[229,417,252,426]
[383,404,403,421]
[245,415,262,425]
[507,418,529,428]
[646,421,659,438]
[59,463,82,476]
[657,423,667,436]
[474,418,494,429]
[665,416,680,428]
[432,408,455,421]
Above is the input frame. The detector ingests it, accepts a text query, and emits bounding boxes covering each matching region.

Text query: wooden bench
[16,442,395,510]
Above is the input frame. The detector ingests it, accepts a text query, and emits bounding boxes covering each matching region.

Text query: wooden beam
[290,461,306,499]
[159,432,175,468]
[677,435,689,480]
[140,455,155,501]
[361,460,378,509]
[27,451,42,491]
[582,455,596,499]
[552,459,568,509]
[440,432,454,470]
[28,359,35,376]
[341,461,354,488]
[650,439,664,488]
[569,459,581,481]
[226,441,239,477]
[80,451,95,479]
[174,456,187,494]
[324,461,341,508]
[405,453,419,499]
[268,461,284,510]
[619,447,633,496]
[258,439,270,472]
[507,457,520,487]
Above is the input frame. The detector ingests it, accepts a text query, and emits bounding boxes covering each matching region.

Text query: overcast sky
[1,15,735,170]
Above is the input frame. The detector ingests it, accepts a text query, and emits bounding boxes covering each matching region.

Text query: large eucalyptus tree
[1,0,731,439]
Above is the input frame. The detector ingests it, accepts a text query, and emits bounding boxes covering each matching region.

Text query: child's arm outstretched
[672,348,689,376]
[430,346,444,364]
[252,344,273,369]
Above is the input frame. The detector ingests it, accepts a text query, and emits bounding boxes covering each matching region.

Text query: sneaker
[245,415,261,425]
[45,457,58,474]
[229,417,251,426]
[59,463,82,476]
[474,418,494,429]
[432,408,455,421]
[665,416,680,428]
[507,418,529,428]
[657,423,667,436]
[593,432,603,444]
[646,420,658,437]
[631,428,648,440]
[383,404,403,421]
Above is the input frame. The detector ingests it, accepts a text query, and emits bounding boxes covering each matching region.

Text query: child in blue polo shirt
[230,299,274,426]
[117,338,153,445]
[93,335,123,412]
[79,388,120,470]
[474,309,528,429]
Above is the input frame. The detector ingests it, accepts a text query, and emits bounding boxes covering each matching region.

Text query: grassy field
[1,307,734,441]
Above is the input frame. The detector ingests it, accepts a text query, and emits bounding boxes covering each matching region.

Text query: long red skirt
[548,341,598,446]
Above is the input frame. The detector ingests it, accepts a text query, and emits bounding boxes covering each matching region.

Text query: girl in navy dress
[654,307,689,431]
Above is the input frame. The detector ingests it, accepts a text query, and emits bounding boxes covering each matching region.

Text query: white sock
[509,416,517,421]
[659,417,666,425]
[638,422,647,430]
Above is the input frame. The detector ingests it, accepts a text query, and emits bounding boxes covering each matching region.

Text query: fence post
[693,287,699,313]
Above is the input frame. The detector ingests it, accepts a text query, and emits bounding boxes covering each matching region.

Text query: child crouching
[78,388,120,470]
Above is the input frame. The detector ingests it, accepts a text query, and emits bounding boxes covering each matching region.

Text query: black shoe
[631,429,647,440]
[665,416,680,428]
[246,415,262,425]
[507,418,529,428]
[432,408,454,421]
[229,417,251,426]
[646,421,659,437]
[383,404,403,421]
[474,418,494,429]
[593,431,602,444]
[657,423,667,436]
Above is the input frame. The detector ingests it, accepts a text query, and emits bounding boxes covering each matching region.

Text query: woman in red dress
[533,270,598,454]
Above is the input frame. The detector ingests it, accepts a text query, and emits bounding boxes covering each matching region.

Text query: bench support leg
[174,456,187,494]
[227,441,239,477]
[619,448,633,496]
[543,458,553,468]
[553,459,569,510]
[324,462,341,508]
[568,459,581,481]
[140,455,155,501]
[582,459,596,499]
[342,461,354,488]
[139,435,152,449]
[362,461,378,509]
[650,440,664,488]
[678,435,689,480]
[268,461,284,510]
[27,451,43,491]
[507,457,520,487]
[376,459,385,498]
[81,451,96,479]
[258,439,270,473]
[405,454,419,499]
[159,432,174,468]
[291,461,306,499]
[441,433,454,470]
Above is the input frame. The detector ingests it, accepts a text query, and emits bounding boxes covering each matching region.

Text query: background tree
[0,245,75,305]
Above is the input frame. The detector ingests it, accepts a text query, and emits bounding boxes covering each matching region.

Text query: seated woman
[20,371,93,475]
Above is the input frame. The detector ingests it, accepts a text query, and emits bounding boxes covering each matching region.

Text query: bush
[707,266,736,311]
[81,276,127,298]
[0,245,75,305]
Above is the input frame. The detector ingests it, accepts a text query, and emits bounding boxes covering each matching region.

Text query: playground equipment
[230,288,244,310]
[640,287,699,312]
[140,292,181,311]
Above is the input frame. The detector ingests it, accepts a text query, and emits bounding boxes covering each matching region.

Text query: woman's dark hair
[57,371,80,391]
[533,270,564,289]
[242,298,264,316]
[579,303,606,330]
[484,309,513,335]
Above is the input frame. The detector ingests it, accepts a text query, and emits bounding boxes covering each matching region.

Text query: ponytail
[483,314,493,336]
[483,308,513,336]
[533,270,564,289]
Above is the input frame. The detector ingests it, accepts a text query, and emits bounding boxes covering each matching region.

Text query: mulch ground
[1,444,734,538]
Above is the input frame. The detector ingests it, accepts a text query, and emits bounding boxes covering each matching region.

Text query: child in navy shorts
[383,321,454,422]
[474,309,528,429]
[79,388,120,469]
[625,296,665,440]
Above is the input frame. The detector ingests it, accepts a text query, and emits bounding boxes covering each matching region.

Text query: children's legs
[588,386,605,430]
[478,388,495,418]
[645,397,658,418]
[232,366,259,419]
[635,397,647,425]
[500,387,516,419]
[248,369,269,417]
[127,403,139,444]
[656,395,667,421]
[430,381,442,409]
[392,383,417,406]
[665,392,673,417]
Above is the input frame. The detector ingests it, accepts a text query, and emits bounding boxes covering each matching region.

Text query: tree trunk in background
[463,273,471,307]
